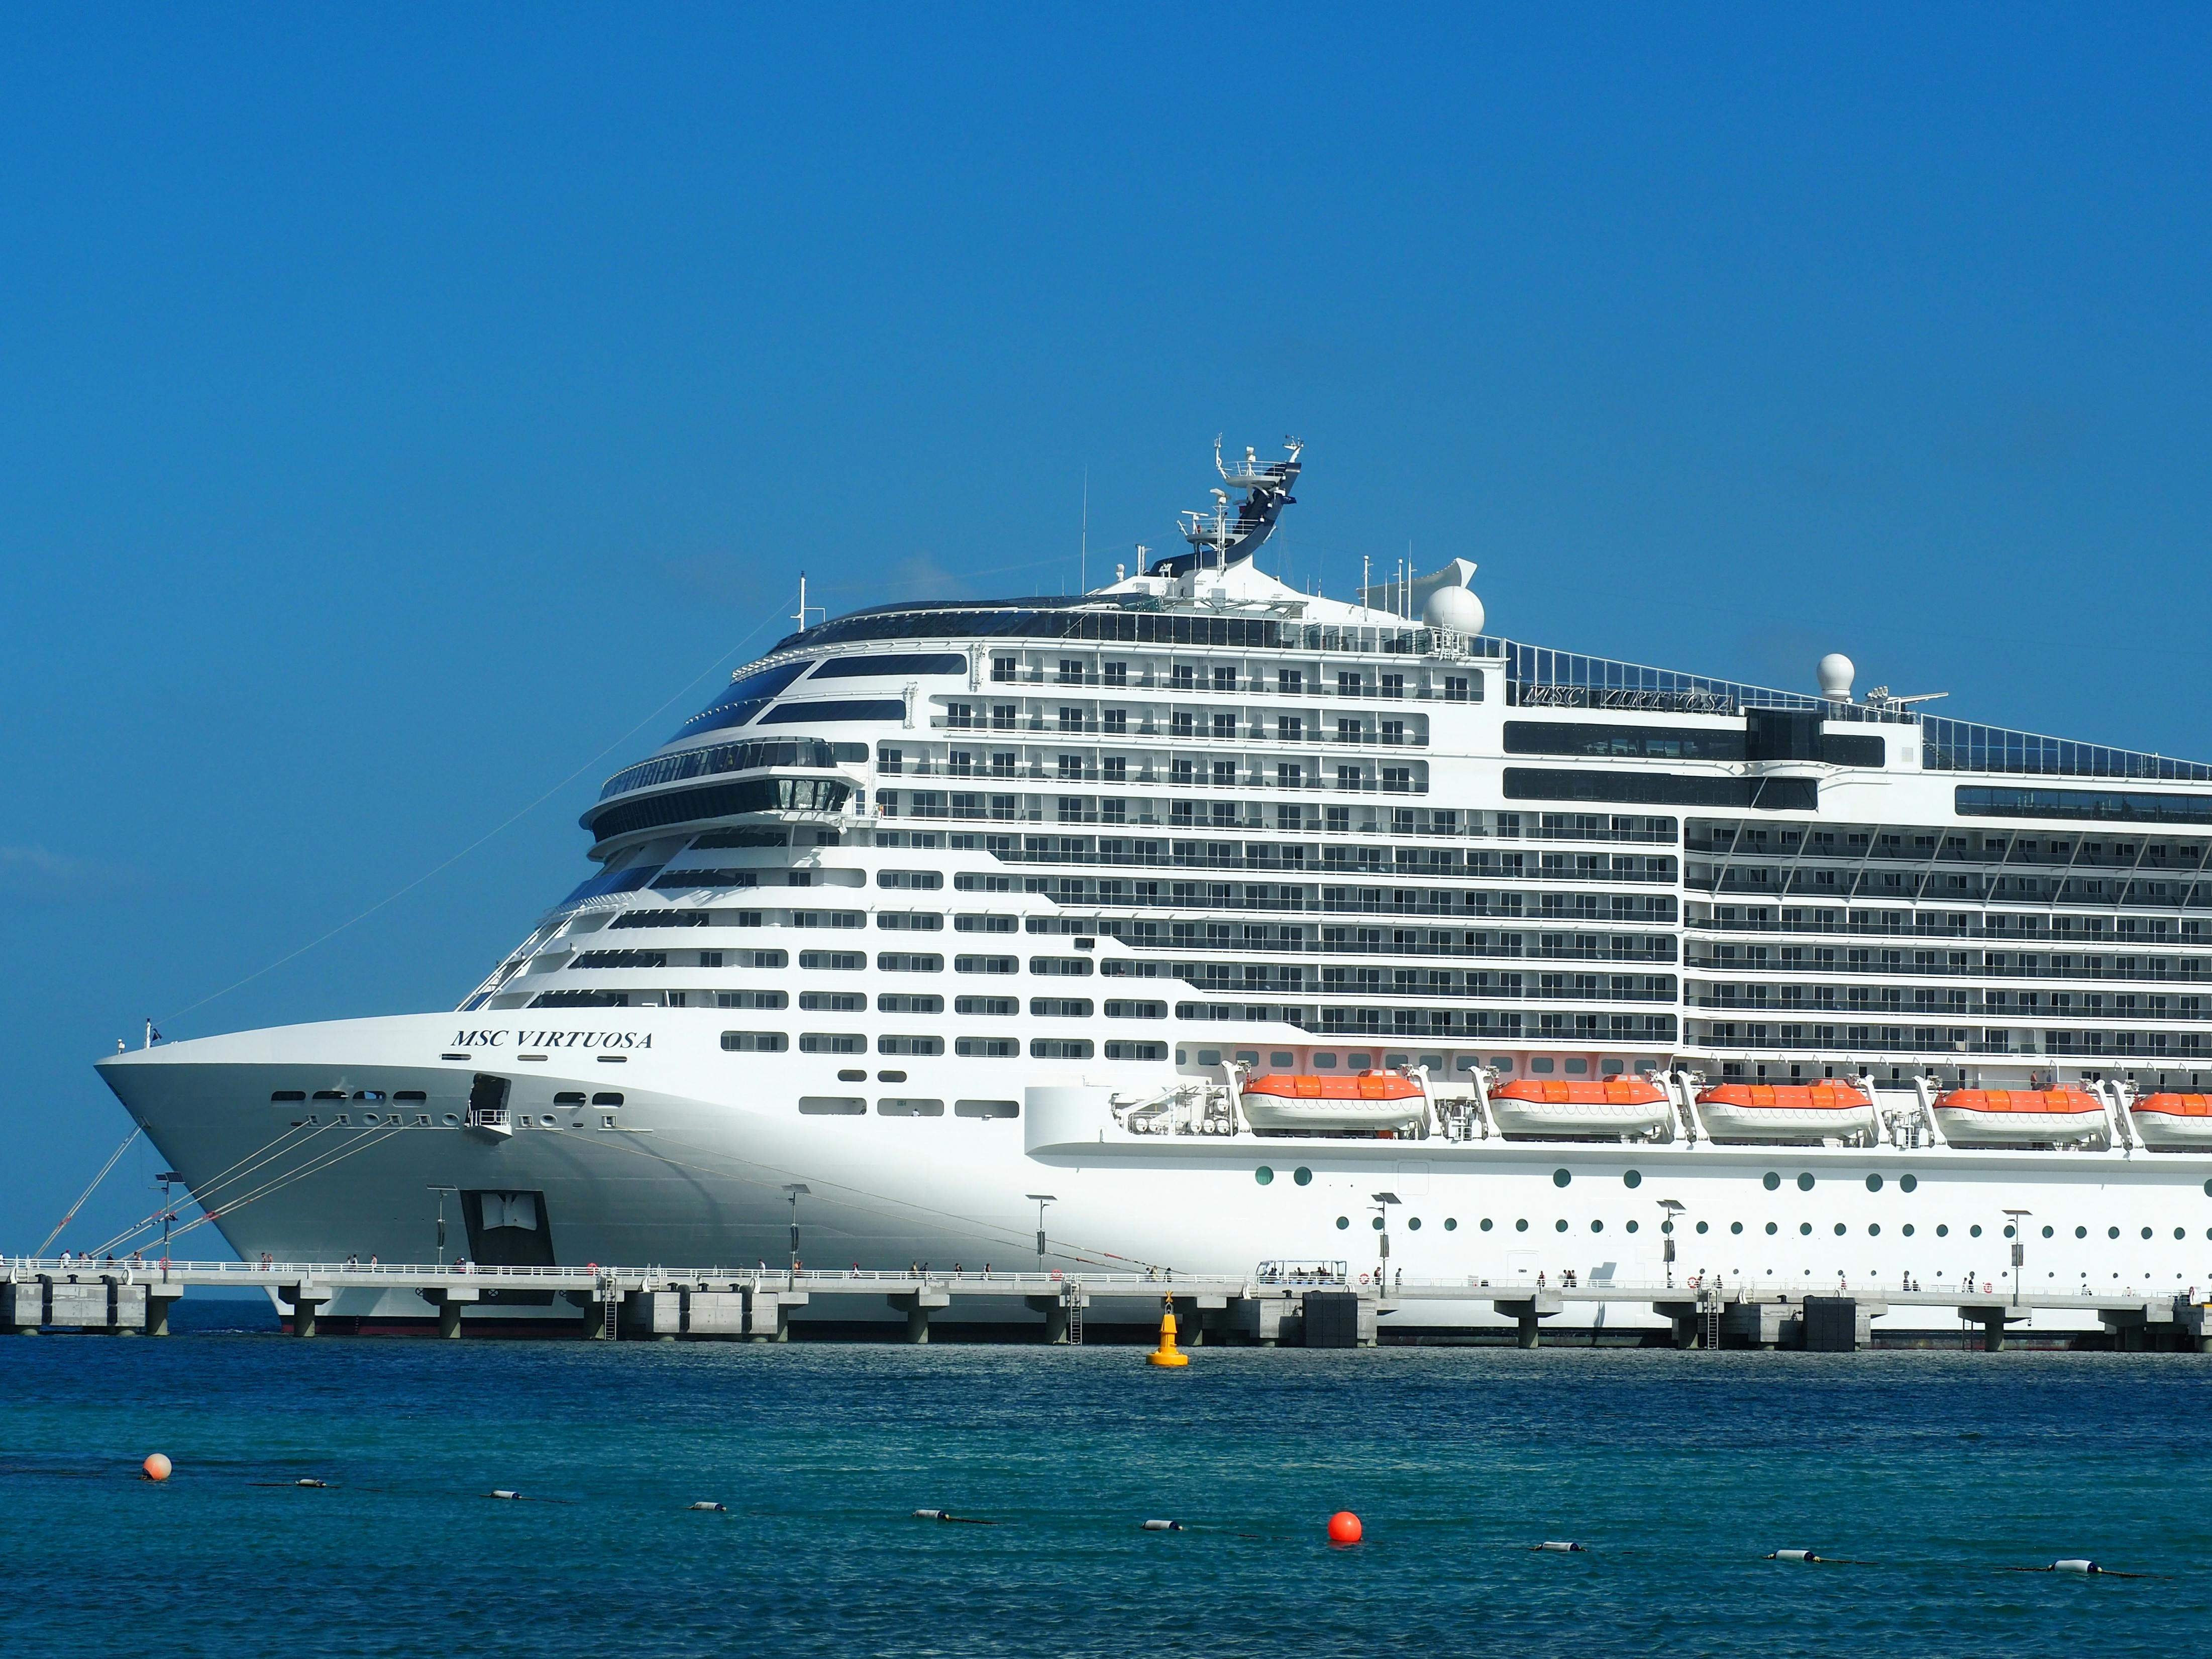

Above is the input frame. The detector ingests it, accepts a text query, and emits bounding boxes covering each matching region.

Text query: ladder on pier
[1067,1297,1083,1346]
[1701,1289,1723,1351]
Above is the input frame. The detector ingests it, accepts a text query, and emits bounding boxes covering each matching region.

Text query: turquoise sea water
[9,1304,2212,1657]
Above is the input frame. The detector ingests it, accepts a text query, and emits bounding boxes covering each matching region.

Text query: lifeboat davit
[2126,1092,2212,1150]
[1237,1072,1427,1133]
[1933,1087,2106,1148]
[1695,1082,1875,1144]
[1488,1077,1672,1141]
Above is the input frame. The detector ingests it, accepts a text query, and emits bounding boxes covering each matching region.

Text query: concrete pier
[4,1259,2206,1350]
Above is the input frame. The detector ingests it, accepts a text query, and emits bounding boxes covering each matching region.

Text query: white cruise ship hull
[97,1012,2212,1333]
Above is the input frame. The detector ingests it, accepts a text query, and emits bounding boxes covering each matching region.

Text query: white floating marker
[1534,1540,1585,1553]
[2053,1559,2099,1574]
[1766,1549,1822,1563]
[689,1501,727,1512]
[1141,1519,1185,1532]
[489,1489,522,1501]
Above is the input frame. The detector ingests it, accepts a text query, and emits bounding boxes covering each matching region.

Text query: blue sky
[5,8,2210,1252]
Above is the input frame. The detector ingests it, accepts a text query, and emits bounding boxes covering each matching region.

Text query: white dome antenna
[1817,653,1855,702]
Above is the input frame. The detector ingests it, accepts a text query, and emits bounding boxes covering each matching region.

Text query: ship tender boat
[2128,1093,2212,1151]
[1237,1072,1428,1134]
[1696,1082,1876,1144]
[1488,1076,1673,1141]
[1933,1087,2106,1148]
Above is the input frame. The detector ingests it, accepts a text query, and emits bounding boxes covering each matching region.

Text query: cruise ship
[96,439,2212,1335]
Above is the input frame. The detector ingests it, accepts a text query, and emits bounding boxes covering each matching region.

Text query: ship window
[1104,1041,1167,1060]
[956,1099,1019,1118]
[1030,1038,1094,1059]
[718,989,788,1010]
[799,991,864,1012]
[800,952,865,970]
[1313,1053,1337,1068]
[876,952,943,972]
[799,1033,864,1053]
[955,1037,1018,1057]
[721,1031,788,1052]
[878,993,943,1014]
[270,1091,306,1102]
[798,1096,866,1115]
[393,1091,427,1102]
[956,996,1017,1016]
[555,1091,587,1104]
[1106,1000,1167,1019]
[877,870,944,890]
[592,1093,623,1107]
[878,1035,944,1055]
[878,1097,944,1117]
[1272,1052,1295,1066]
[1530,1058,1554,1074]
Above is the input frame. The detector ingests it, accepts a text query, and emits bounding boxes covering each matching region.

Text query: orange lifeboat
[2126,1092,2212,1150]
[1695,1082,1875,1144]
[1237,1072,1428,1133]
[1931,1087,2104,1149]
[1488,1076,1672,1141]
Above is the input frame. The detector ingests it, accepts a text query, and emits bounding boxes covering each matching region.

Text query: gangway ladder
[597,1272,619,1341]
[1701,1286,1724,1351]
[1066,1294,1083,1346]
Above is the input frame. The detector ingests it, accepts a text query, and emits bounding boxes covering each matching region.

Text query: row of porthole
[1326,1216,2212,1241]
[1609,1170,1923,1194]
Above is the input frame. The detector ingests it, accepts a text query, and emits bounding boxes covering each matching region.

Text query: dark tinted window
[1504,768,1816,811]
[1505,722,1745,761]
[672,661,811,741]
[808,652,968,679]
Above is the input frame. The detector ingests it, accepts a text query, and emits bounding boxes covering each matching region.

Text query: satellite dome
[1817,652,1855,701]
[1423,585,1485,636]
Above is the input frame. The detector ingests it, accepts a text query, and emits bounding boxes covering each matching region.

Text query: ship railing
[1688,954,2207,986]
[930,714,1434,746]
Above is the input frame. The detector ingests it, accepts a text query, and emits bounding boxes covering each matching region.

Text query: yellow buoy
[1145,1298,1188,1368]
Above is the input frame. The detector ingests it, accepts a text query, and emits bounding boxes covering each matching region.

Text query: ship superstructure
[95,440,2212,1333]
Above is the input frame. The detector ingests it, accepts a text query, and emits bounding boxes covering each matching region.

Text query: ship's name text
[451,1029,654,1050]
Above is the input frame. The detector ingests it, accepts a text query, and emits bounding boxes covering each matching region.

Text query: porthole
[1625,1219,1639,1233]
[2176,1228,2187,1241]
[1623,1170,1642,1189]
[1408,1218,1422,1231]
[1763,1172,1781,1191]
[2204,1178,2212,1197]
[1797,1173,1815,1191]
[1937,1225,1949,1238]
[1765,1222,1778,1235]
[1660,1220,1673,1235]
[1591,1219,1604,1233]
[2109,1226,2121,1239]
[1900,1173,1918,1193]
[1255,1166,1274,1186]
[1695,1221,1708,1235]
[2143,1227,2155,1241]
[1516,1219,1529,1232]
[443,1113,459,1126]
[1480,1218,1493,1232]
[1554,1219,1568,1232]
[2003,1225,2016,1239]
[1971,1225,1983,1238]
[2076,1226,2087,1239]
[1799,1223,1813,1236]
[1902,1224,1915,1237]
[1868,1224,1880,1237]
[1730,1221,1743,1235]
[1294,1167,1312,1186]
[1373,1216,1385,1231]
[2041,1226,2053,1239]
[1865,1173,1883,1192]
[1833,1223,1846,1237]
[1445,1218,1458,1232]
[1553,1169,1572,1188]
[1336,1216,1349,1230]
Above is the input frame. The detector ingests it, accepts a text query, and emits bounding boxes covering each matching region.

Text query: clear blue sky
[5,8,2209,1252]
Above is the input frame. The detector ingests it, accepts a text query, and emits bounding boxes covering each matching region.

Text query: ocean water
[8,1304,2212,1657]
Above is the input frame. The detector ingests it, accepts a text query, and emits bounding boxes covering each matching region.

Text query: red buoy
[1327,1510,1362,1544]
[142,1453,172,1482]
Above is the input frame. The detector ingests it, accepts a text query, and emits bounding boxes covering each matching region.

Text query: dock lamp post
[783,1184,810,1288]
[1026,1194,1056,1274]
[427,1186,458,1267]
[2004,1208,2031,1308]
[1658,1199,1686,1288]
[1371,1191,1401,1290]
[156,1172,182,1279]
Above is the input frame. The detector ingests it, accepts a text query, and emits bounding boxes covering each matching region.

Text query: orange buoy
[1327,1510,1362,1544]
[142,1453,172,1482]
